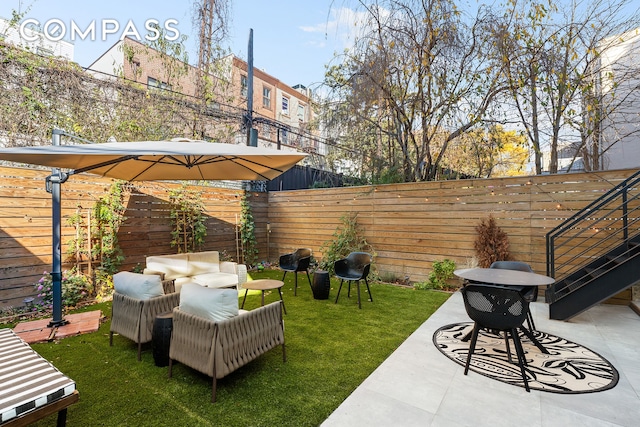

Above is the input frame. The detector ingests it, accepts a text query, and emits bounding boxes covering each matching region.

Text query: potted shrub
[473,215,511,267]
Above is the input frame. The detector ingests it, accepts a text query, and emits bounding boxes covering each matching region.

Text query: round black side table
[312,270,331,300]
[152,311,173,367]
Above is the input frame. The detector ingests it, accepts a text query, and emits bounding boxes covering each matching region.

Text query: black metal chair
[461,283,531,392]
[490,261,538,331]
[334,252,373,309]
[279,248,312,296]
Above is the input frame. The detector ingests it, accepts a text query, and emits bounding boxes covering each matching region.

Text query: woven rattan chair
[279,248,312,296]
[334,252,373,309]
[168,301,286,403]
[109,274,180,361]
[461,283,531,392]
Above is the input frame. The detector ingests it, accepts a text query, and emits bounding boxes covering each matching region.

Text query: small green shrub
[379,271,399,283]
[93,268,114,301]
[318,212,374,275]
[415,259,457,290]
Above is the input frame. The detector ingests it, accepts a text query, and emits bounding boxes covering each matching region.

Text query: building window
[298,105,305,121]
[282,96,289,115]
[241,75,248,98]
[262,122,271,139]
[281,128,288,145]
[147,77,171,91]
[263,87,271,108]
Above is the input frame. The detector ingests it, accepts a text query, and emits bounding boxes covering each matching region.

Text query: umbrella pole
[48,130,68,327]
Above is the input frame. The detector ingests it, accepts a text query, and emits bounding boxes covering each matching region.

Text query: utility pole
[246,29,257,146]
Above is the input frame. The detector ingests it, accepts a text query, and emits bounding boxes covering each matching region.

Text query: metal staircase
[545,170,640,320]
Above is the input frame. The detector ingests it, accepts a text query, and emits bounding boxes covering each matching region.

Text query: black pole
[48,129,68,327]
[246,29,255,146]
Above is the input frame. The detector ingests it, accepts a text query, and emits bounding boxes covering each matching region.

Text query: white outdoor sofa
[143,251,247,293]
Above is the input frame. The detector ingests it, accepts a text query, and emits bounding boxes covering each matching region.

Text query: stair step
[628,239,640,248]
[628,240,640,254]
[585,267,606,278]
[550,279,586,301]
[606,254,630,264]
[566,280,586,293]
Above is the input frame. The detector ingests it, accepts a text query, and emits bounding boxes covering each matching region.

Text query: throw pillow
[180,283,238,321]
[113,272,164,300]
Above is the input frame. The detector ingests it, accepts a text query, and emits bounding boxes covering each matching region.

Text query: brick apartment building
[87,37,324,156]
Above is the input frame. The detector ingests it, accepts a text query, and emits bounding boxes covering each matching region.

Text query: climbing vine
[65,180,129,299]
[239,192,258,267]
[169,183,207,253]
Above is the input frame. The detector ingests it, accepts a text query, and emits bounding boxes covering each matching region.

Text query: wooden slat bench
[0,329,78,426]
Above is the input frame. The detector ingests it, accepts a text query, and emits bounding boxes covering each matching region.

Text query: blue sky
[0,0,355,89]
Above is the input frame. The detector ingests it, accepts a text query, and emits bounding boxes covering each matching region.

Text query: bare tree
[322,0,507,182]
[496,0,640,173]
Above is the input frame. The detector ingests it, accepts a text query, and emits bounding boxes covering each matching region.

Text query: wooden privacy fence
[267,169,640,285]
[0,166,266,308]
[1,165,638,308]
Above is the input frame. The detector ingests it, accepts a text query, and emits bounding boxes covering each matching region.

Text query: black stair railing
[546,170,640,280]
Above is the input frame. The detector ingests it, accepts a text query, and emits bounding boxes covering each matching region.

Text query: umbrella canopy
[0,140,306,181]
[0,135,307,326]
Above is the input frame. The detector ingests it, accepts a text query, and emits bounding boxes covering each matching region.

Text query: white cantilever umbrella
[0,130,307,326]
[0,138,306,181]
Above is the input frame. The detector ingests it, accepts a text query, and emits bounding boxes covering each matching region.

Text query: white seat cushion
[113,272,164,300]
[179,283,238,321]
[0,329,76,423]
[191,272,239,289]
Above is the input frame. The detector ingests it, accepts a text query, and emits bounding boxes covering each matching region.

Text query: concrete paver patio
[323,292,640,426]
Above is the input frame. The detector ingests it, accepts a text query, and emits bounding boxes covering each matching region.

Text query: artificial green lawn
[15,270,450,427]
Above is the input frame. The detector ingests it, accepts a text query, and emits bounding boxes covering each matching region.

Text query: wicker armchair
[109,273,180,361]
[168,301,286,403]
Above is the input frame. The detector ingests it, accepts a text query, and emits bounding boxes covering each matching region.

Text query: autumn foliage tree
[443,125,530,178]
